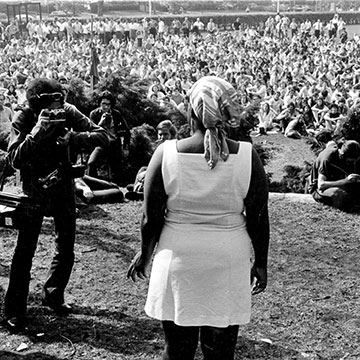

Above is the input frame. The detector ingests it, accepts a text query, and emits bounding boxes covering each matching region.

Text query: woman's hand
[127,251,150,282]
[251,265,267,295]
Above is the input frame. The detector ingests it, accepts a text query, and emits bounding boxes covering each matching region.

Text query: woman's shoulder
[227,138,240,154]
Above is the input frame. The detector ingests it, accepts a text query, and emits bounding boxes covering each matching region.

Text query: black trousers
[312,183,360,211]
[87,141,123,180]
[4,185,76,319]
[162,321,239,360]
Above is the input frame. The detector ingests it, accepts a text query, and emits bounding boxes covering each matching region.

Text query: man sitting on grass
[309,139,360,211]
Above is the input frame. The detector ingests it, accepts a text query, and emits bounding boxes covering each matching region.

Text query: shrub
[334,106,360,144]
[269,161,312,193]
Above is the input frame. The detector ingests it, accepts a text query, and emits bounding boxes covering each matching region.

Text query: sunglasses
[37,92,64,102]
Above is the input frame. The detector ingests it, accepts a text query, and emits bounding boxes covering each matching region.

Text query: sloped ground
[252,132,316,183]
[0,136,359,359]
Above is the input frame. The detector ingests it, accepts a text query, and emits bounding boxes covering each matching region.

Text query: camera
[38,169,62,189]
[39,108,66,123]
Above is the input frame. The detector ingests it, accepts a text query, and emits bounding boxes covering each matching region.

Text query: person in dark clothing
[3,78,109,333]
[309,140,360,211]
[87,90,131,182]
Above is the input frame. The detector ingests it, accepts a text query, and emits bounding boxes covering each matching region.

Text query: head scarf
[188,76,241,169]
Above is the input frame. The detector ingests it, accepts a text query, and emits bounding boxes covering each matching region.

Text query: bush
[91,70,187,130]
[269,162,312,193]
[334,106,360,144]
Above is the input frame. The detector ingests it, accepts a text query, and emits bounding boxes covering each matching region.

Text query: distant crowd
[1,12,360,140]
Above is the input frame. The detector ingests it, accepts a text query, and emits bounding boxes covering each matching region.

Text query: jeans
[4,183,76,319]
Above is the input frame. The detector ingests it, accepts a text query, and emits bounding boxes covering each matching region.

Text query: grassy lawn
[0,135,359,359]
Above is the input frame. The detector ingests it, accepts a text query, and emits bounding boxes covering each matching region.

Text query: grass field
[0,135,359,359]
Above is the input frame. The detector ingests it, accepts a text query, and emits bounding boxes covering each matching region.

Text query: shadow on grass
[0,351,62,359]
[40,204,110,237]
[0,302,309,360]
[39,207,137,262]
[22,306,163,357]
[75,222,137,263]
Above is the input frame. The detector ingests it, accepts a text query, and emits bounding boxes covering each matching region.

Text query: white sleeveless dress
[145,139,253,327]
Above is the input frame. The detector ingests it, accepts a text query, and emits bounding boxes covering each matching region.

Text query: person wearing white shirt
[158,18,165,38]
[313,19,322,38]
[104,19,113,44]
[109,34,121,50]
[206,18,216,35]
[192,18,204,36]
[248,79,267,100]
[257,102,277,134]
[73,20,83,40]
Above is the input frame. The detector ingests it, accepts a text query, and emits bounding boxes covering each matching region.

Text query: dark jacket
[8,102,109,199]
[89,107,131,148]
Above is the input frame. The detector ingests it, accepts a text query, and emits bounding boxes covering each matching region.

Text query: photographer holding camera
[3,78,109,333]
[87,90,131,182]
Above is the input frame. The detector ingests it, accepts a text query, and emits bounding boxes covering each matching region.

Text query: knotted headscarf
[188,76,241,169]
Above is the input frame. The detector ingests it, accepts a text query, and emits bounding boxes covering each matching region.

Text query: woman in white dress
[128,76,269,360]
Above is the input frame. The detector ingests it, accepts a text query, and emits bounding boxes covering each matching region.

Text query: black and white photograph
[0,1,359,359]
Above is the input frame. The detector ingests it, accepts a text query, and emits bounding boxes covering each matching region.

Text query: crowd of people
[1,12,360,360]
[0,13,360,141]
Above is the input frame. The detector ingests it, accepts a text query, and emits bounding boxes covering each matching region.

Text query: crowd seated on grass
[1,14,360,158]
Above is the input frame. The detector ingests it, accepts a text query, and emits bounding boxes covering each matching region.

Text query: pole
[149,0,151,16]
[90,15,94,91]
[90,15,94,44]
[277,0,280,13]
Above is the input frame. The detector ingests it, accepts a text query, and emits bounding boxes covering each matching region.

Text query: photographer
[3,78,109,333]
[87,90,130,182]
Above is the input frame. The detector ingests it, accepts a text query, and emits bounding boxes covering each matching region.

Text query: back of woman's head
[187,76,241,169]
[188,76,241,130]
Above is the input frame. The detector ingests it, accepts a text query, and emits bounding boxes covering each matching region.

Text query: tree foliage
[334,106,360,144]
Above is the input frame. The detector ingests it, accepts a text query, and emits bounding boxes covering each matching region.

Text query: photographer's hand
[56,130,72,147]
[30,110,65,142]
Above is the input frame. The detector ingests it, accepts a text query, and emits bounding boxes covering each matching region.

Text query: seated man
[323,103,346,133]
[309,140,360,211]
[275,102,300,134]
[87,90,131,182]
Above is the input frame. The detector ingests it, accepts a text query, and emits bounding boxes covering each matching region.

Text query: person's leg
[4,212,43,321]
[42,184,76,306]
[162,321,199,360]
[107,143,123,183]
[86,147,104,178]
[312,187,352,211]
[82,175,118,191]
[200,325,239,360]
